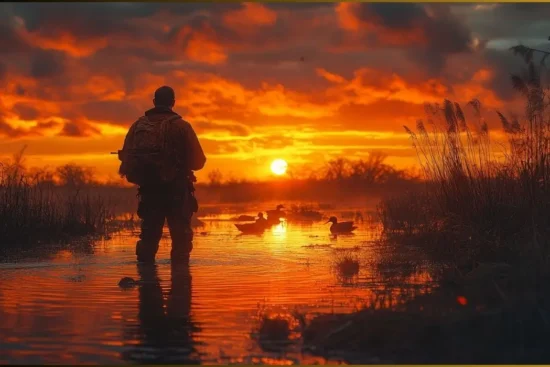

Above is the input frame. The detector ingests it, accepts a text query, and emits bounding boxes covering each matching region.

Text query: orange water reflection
[0,212,434,364]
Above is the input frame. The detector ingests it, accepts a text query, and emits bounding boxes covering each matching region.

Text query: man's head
[153,86,175,108]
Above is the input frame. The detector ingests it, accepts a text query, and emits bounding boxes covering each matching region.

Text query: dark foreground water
[0,206,434,364]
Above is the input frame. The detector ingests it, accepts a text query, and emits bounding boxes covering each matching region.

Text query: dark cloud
[0,24,29,53]
[266,3,332,11]
[30,50,66,79]
[0,121,26,138]
[15,85,26,96]
[0,4,30,53]
[36,120,59,130]
[59,122,99,137]
[350,3,473,53]
[483,48,527,101]
[11,3,240,41]
[422,5,474,54]
[0,62,6,83]
[342,3,475,75]
[12,103,40,120]
[14,3,157,39]
[496,3,550,18]
[461,4,550,40]
[356,3,426,29]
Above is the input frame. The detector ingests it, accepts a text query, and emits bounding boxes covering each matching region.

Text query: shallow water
[0,208,434,364]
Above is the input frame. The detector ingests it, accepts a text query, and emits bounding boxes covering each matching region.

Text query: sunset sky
[0,2,547,182]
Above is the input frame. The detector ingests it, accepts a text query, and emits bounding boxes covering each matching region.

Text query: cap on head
[258,212,264,217]
[329,216,337,222]
[153,86,175,108]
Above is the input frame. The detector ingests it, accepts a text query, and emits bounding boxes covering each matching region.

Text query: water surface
[0,208,434,364]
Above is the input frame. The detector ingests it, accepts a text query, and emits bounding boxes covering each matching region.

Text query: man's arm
[185,123,206,171]
[118,122,137,175]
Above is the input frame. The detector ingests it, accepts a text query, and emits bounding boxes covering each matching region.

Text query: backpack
[119,115,180,186]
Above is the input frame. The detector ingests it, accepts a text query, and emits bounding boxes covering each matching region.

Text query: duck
[326,216,357,234]
[266,205,286,220]
[235,213,269,234]
[256,212,268,227]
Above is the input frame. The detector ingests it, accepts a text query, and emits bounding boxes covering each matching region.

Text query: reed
[0,153,116,247]
[378,58,550,269]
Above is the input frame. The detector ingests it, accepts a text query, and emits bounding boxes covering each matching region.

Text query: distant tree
[208,169,223,186]
[324,158,351,181]
[28,167,56,187]
[3,145,28,181]
[349,152,392,184]
[56,164,95,188]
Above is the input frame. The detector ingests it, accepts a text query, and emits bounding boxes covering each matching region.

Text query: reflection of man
[123,262,200,364]
[118,86,206,264]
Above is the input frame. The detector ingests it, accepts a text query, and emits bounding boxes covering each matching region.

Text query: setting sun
[271,159,288,175]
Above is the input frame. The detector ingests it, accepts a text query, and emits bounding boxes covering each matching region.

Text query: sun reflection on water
[271,221,287,237]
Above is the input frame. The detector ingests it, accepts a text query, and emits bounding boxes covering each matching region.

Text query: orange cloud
[21,30,108,58]
[223,3,277,31]
[335,3,425,46]
[335,3,361,31]
[176,24,227,65]
[81,75,127,101]
[316,68,346,84]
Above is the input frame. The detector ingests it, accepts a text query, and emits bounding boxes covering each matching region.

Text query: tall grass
[0,153,115,247]
[379,58,550,270]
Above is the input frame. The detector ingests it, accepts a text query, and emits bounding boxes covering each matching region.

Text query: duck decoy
[266,205,285,219]
[256,212,268,227]
[235,213,269,234]
[266,205,285,225]
[326,216,357,234]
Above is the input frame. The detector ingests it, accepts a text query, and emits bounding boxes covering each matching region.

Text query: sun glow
[270,159,288,175]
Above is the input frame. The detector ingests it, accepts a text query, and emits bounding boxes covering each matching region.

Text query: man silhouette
[119,86,206,264]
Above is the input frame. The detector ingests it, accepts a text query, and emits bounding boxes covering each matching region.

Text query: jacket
[121,106,206,184]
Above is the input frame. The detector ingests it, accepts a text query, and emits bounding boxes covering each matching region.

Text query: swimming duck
[235,213,269,233]
[326,216,357,234]
[266,205,285,220]
[256,212,268,226]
